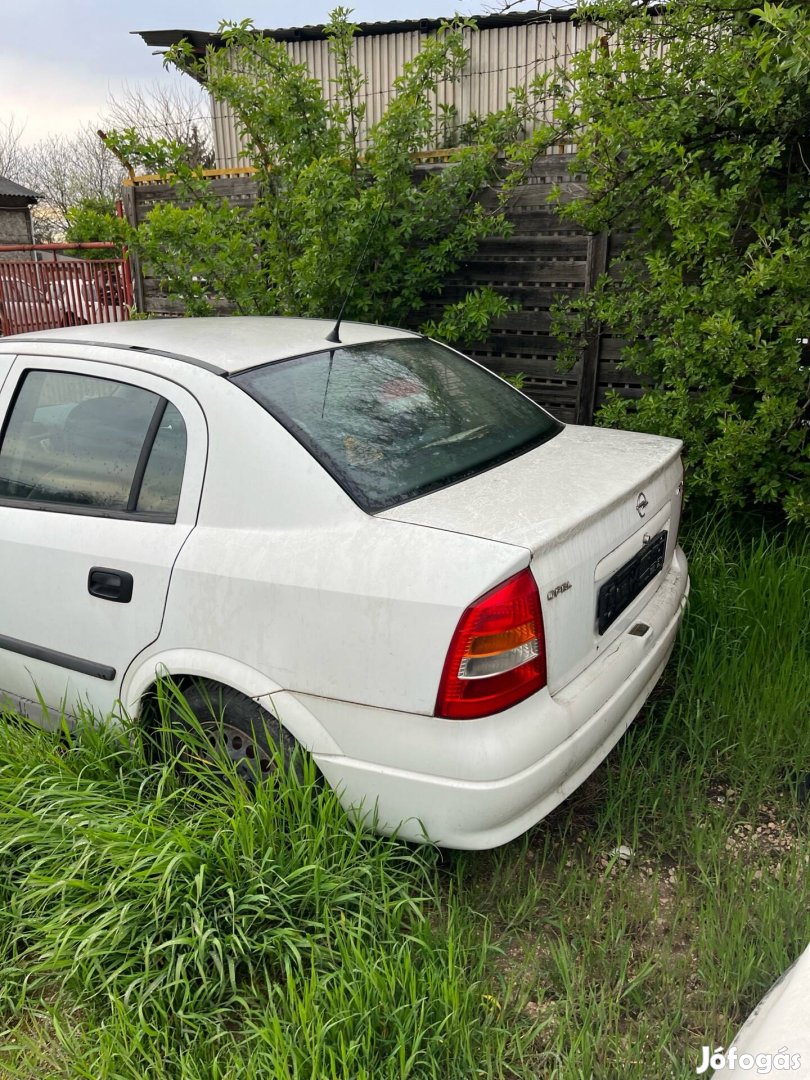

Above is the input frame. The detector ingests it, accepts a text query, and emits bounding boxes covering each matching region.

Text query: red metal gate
[0,243,134,336]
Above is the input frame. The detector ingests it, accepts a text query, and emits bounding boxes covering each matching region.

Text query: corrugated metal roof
[0,175,39,202]
[135,9,578,51]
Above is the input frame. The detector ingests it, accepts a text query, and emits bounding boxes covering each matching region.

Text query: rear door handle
[88,567,133,604]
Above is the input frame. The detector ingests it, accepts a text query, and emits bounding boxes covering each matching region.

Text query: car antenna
[325,196,387,344]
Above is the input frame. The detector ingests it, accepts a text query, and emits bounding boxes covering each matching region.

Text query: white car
[49,259,128,326]
[0,269,69,335]
[711,944,810,1077]
[0,318,689,848]
[0,262,126,336]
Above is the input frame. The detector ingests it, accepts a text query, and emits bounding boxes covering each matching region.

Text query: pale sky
[2,0,501,145]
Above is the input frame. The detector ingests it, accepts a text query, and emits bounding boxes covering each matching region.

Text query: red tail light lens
[435,568,546,719]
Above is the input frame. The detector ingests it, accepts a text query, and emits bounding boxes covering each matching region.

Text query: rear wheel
[160,680,302,785]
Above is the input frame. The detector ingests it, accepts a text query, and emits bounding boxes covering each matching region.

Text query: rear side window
[233,338,562,512]
[136,403,187,515]
[0,370,187,520]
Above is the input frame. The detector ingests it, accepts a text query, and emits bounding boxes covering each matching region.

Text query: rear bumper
[309,546,689,849]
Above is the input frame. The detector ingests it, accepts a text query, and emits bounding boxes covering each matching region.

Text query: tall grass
[592,514,810,848]
[451,516,810,1076]
[0,713,525,1078]
[0,514,807,1078]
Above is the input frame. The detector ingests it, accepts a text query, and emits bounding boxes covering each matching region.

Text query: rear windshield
[232,337,562,512]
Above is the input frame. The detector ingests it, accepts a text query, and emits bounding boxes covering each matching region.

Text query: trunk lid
[379,425,684,694]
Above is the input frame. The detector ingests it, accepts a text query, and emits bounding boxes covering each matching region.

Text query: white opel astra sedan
[0,318,689,848]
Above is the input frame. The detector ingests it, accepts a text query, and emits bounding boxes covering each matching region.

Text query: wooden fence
[122,157,643,425]
[120,169,257,320]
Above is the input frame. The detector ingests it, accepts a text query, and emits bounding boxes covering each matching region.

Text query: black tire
[165,680,303,786]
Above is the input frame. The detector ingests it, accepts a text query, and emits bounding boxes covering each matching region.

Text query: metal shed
[136,9,596,169]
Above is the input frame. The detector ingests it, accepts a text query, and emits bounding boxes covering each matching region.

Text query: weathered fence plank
[121,185,146,313]
[575,230,610,424]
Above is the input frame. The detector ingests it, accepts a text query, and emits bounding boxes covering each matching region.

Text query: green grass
[0,514,808,1078]
[0,716,518,1079]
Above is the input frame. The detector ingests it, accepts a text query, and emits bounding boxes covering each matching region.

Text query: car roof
[0,316,421,375]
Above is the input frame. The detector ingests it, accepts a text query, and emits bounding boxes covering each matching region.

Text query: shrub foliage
[105,10,534,344]
[521,0,810,521]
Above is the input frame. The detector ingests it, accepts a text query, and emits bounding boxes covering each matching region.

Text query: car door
[0,353,207,724]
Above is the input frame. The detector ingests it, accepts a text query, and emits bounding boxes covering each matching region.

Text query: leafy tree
[105,10,534,343]
[516,0,810,522]
[64,197,129,257]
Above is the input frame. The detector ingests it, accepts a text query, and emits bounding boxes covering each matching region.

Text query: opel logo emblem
[636,492,648,518]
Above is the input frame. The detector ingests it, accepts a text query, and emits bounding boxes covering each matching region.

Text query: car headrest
[63,394,155,457]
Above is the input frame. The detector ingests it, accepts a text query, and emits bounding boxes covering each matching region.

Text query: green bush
[64,197,129,256]
[517,0,810,522]
[104,10,534,345]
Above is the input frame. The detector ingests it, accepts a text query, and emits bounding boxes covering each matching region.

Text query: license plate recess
[597,530,668,635]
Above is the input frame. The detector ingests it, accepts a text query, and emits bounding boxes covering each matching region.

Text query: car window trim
[229,336,416,377]
[228,331,423,376]
[0,367,182,524]
[127,397,167,512]
[0,497,178,524]
[0,339,228,376]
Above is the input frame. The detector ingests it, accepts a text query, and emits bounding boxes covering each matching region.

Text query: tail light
[435,568,546,719]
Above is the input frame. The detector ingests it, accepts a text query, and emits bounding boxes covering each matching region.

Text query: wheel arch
[121,648,343,755]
